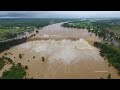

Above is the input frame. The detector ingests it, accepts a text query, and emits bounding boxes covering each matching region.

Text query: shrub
[42,57,45,61]
[118,70,120,75]
[33,56,35,59]
[24,65,28,70]
[0,64,26,79]
[19,54,22,59]
[107,73,111,79]
[4,53,7,55]
[7,58,13,64]
[18,63,22,66]
[0,58,6,70]
[100,77,104,79]
[108,64,111,67]
[36,30,39,33]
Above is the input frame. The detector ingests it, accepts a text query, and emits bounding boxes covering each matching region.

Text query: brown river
[0,23,120,79]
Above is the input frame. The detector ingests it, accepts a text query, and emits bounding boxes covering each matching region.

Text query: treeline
[0,37,27,53]
[0,28,33,41]
[62,23,70,27]
[0,62,26,79]
[0,18,77,28]
[94,42,120,74]
[62,21,119,46]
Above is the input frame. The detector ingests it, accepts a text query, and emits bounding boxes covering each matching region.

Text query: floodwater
[0,23,120,79]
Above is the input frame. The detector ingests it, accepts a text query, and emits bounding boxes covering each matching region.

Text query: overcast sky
[0,11,120,18]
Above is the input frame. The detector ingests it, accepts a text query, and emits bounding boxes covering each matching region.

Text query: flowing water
[0,23,119,79]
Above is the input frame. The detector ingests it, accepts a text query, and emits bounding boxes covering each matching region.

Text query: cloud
[0,11,120,18]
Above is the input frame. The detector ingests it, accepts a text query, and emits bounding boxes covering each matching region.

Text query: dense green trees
[0,37,27,53]
[0,18,77,28]
[94,42,120,73]
[0,63,26,79]
[19,54,22,59]
[107,73,111,79]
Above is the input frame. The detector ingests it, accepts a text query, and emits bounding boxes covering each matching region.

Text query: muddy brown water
[0,23,120,79]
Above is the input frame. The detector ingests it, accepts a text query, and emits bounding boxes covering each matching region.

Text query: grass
[0,63,26,79]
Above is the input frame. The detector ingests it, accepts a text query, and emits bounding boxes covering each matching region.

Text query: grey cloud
[0,11,120,18]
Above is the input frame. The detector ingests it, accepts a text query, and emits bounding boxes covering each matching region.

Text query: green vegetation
[33,56,35,59]
[62,19,120,75]
[4,53,7,55]
[19,54,22,59]
[0,58,6,70]
[94,42,120,72]
[107,73,111,79]
[63,20,120,74]
[42,57,45,61]
[0,37,27,53]
[0,63,26,79]
[108,64,111,67]
[24,65,28,70]
[0,56,14,70]
[2,56,13,64]
[0,18,76,28]
[100,77,104,79]
[0,56,27,79]
[0,27,33,41]
[62,20,120,47]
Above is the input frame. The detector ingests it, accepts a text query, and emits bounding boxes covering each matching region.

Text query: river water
[0,23,120,79]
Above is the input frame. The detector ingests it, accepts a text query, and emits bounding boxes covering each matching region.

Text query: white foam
[17,43,31,49]
[48,48,79,64]
[42,34,49,38]
[18,38,97,64]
